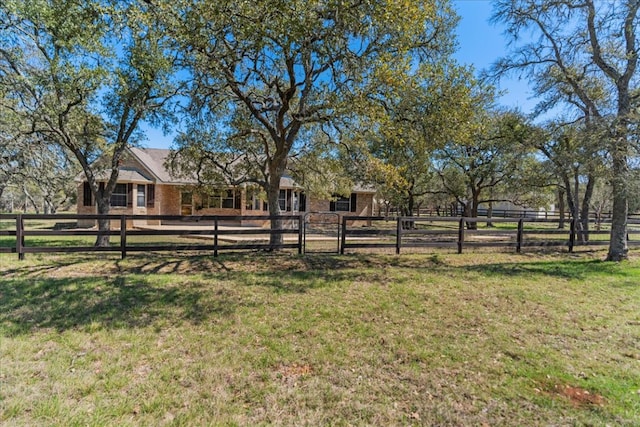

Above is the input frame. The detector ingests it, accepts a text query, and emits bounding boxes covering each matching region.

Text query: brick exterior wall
[308,192,374,226]
[159,185,180,216]
[77,150,376,229]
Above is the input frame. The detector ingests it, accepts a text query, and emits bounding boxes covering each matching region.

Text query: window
[299,193,306,212]
[277,189,305,212]
[206,189,240,209]
[110,183,127,207]
[181,191,192,215]
[222,190,235,209]
[330,193,357,212]
[137,184,146,207]
[245,187,263,211]
[335,196,351,212]
[147,184,155,208]
[207,191,222,208]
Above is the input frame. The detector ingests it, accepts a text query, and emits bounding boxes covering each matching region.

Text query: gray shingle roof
[97,167,153,183]
[129,147,181,183]
[86,147,377,193]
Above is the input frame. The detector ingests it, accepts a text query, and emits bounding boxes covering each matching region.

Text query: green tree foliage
[357,62,483,223]
[534,122,608,239]
[162,0,458,247]
[0,0,179,245]
[433,111,538,229]
[491,0,640,261]
[0,134,78,214]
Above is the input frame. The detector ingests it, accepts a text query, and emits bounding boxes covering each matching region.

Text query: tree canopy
[0,0,179,244]
[491,0,640,261]
[162,0,459,245]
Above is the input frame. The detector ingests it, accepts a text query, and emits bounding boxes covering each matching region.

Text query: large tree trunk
[580,174,596,242]
[466,189,479,230]
[557,188,566,229]
[462,202,474,230]
[402,180,416,229]
[486,201,494,228]
[562,175,583,242]
[607,146,629,261]
[95,197,111,247]
[22,186,40,214]
[266,170,284,250]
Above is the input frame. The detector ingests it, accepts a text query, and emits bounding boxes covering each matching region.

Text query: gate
[303,212,341,254]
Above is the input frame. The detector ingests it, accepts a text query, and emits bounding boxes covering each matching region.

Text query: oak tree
[163,0,458,247]
[0,0,179,245]
[491,0,640,261]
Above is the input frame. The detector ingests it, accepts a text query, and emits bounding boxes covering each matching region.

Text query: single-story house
[76,147,376,227]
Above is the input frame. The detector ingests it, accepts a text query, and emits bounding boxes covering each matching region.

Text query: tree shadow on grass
[115,255,232,275]
[0,257,83,278]
[0,253,367,337]
[0,274,242,336]
[462,259,637,282]
[3,253,634,338]
[235,269,360,294]
[119,252,375,283]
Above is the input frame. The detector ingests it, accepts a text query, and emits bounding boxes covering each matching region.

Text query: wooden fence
[384,207,640,222]
[340,216,640,254]
[0,214,303,260]
[2,213,640,259]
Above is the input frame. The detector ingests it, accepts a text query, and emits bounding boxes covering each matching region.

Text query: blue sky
[453,0,536,112]
[143,0,536,149]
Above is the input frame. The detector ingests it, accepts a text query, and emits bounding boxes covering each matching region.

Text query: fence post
[335,214,340,254]
[16,214,24,260]
[396,216,402,254]
[340,216,347,255]
[516,219,524,253]
[458,218,465,254]
[568,218,576,253]
[298,214,304,255]
[214,218,219,258]
[120,215,127,259]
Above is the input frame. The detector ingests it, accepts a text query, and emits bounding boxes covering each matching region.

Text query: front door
[181,191,192,215]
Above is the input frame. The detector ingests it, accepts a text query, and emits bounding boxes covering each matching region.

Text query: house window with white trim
[278,190,287,211]
[245,187,264,211]
[207,190,222,208]
[207,189,239,209]
[222,190,235,209]
[137,184,146,207]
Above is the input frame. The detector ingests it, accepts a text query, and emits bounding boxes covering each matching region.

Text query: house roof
[129,147,182,183]
[352,184,376,194]
[78,147,376,193]
[99,167,154,183]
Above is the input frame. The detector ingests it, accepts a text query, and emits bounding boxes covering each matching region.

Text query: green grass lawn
[1,250,639,426]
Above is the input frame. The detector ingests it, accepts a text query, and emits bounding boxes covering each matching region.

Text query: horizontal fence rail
[0,214,303,260]
[340,216,640,255]
[382,208,640,222]
[2,213,640,259]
